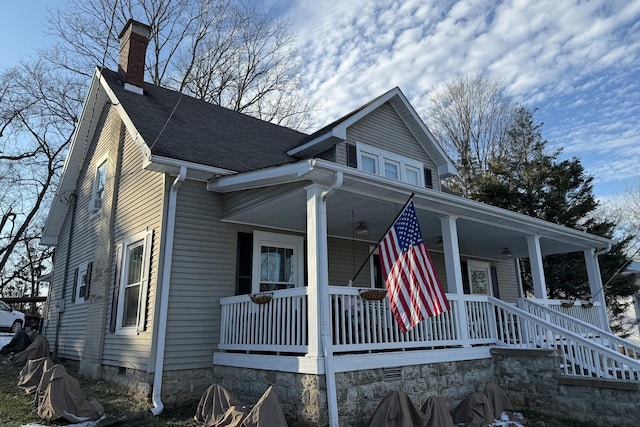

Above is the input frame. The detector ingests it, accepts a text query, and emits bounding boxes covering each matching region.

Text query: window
[467,260,492,295]
[355,142,425,186]
[73,261,92,304]
[406,167,420,186]
[369,246,384,289]
[361,153,377,174]
[252,231,304,293]
[89,158,107,213]
[113,230,153,334]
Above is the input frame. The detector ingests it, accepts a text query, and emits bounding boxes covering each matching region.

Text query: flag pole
[350,192,415,283]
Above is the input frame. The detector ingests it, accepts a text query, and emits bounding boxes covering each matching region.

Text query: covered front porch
[209,159,613,372]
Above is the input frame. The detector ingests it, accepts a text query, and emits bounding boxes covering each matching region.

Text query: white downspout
[151,166,187,415]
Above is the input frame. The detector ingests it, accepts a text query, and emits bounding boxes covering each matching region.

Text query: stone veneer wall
[101,365,214,407]
[212,359,493,426]
[492,347,640,427]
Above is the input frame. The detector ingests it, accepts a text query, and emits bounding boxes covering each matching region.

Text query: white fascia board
[207,160,317,192]
[334,164,612,249]
[98,71,151,161]
[389,91,456,177]
[286,129,345,157]
[144,155,236,181]
[416,190,613,249]
[287,88,403,157]
[42,68,105,246]
[438,162,457,177]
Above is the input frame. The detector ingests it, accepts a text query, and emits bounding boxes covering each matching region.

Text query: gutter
[151,166,187,415]
[53,192,78,359]
[596,243,612,256]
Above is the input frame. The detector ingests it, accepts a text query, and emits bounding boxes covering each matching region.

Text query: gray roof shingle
[101,68,308,172]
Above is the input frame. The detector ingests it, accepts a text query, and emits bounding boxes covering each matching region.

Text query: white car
[0,300,25,333]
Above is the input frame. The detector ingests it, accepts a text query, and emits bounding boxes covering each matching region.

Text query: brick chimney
[117,19,151,95]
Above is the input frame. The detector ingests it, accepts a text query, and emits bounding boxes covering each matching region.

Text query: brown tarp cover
[368,390,455,427]
[17,356,54,394]
[195,384,286,427]
[240,386,287,427]
[35,364,104,423]
[484,381,515,420]
[420,396,455,427]
[10,334,50,367]
[450,392,494,427]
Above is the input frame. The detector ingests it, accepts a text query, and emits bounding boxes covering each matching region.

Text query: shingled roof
[101,68,308,173]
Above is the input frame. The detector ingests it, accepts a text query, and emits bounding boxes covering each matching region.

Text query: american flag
[378,200,450,332]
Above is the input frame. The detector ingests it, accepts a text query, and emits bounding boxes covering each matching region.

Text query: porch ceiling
[217,165,610,259]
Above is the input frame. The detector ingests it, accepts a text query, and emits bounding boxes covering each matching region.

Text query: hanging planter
[359,289,387,301]
[250,292,273,305]
[561,301,575,308]
[582,301,594,308]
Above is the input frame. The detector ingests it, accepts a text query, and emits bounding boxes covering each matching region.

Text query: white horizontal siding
[163,179,238,372]
[346,102,441,191]
[101,123,165,370]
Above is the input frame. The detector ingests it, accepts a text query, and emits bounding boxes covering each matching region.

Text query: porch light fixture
[355,221,370,235]
[500,248,514,260]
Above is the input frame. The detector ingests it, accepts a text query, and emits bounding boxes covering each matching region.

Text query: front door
[467,260,492,296]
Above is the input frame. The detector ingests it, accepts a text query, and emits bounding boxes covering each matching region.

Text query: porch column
[584,248,610,332]
[305,184,330,359]
[439,215,470,347]
[526,235,547,300]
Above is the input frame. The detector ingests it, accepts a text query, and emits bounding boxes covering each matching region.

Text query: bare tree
[426,74,516,196]
[606,179,640,252]
[46,0,315,129]
[0,60,79,296]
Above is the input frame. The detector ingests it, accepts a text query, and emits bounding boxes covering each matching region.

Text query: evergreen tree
[475,107,637,336]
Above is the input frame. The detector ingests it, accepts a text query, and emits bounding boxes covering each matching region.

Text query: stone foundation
[492,348,640,427]
[212,358,493,426]
[101,365,214,407]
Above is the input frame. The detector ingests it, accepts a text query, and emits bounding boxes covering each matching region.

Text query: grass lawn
[0,355,600,427]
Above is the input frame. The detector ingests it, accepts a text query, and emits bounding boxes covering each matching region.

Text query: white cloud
[281,0,640,196]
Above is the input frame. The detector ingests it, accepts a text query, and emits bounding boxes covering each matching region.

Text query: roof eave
[208,158,612,251]
[41,68,107,246]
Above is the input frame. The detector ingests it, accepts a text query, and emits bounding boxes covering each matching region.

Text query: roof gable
[287,87,456,177]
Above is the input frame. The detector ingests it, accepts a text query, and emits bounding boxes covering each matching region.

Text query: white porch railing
[218,288,640,381]
[493,297,640,380]
[219,287,497,354]
[519,298,640,359]
[533,298,605,329]
[218,287,308,353]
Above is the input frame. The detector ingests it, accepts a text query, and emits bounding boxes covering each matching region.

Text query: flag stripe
[379,200,450,332]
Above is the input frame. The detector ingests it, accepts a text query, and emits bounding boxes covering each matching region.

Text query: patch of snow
[22,415,106,427]
[0,332,13,349]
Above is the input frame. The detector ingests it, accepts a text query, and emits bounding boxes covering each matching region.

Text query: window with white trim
[252,231,304,293]
[467,260,492,295]
[114,230,153,334]
[89,158,108,213]
[73,261,92,304]
[355,142,424,186]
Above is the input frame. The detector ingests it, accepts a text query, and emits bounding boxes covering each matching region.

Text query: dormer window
[354,142,424,187]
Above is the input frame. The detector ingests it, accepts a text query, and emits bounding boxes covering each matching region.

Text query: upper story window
[89,158,108,214]
[355,142,424,187]
[252,231,304,293]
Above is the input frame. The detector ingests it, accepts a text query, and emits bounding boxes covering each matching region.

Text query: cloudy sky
[1,0,639,200]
